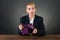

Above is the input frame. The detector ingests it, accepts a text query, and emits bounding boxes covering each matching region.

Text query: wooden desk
[0,35,60,40]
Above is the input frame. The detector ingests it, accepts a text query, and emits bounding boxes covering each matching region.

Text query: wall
[0,0,60,34]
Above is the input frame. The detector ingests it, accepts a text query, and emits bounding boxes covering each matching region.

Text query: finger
[33,30,37,34]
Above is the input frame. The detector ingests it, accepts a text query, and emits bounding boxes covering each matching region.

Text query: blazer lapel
[26,15,30,24]
[33,15,37,28]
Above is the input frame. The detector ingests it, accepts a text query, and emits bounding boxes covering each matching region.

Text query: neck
[29,14,35,20]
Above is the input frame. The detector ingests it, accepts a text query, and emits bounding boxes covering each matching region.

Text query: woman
[18,2,45,36]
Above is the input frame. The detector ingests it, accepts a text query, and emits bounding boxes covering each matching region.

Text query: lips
[31,13,33,14]
[30,12,33,14]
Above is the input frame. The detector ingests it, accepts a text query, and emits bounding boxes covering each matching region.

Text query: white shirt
[30,17,35,25]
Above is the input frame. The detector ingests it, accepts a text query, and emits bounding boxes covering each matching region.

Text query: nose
[30,8,33,12]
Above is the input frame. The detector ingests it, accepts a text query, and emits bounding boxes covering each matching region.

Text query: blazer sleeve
[37,17,45,36]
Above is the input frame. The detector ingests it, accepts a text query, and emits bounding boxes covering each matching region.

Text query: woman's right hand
[19,24,24,30]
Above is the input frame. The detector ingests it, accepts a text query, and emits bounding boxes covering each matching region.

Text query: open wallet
[22,24,34,35]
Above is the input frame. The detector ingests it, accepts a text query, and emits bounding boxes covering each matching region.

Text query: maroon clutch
[22,24,34,35]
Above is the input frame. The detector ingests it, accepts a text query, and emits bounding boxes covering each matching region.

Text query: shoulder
[35,15,43,20]
[20,15,28,19]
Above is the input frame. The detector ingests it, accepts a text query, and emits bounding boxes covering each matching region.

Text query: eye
[28,8,31,10]
[32,7,34,9]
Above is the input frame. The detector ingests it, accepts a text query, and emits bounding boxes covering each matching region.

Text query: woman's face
[26,5,36,16]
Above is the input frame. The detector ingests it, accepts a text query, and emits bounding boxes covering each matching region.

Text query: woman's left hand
[32,28,38,34]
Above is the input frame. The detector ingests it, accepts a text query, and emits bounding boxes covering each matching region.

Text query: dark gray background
[0,0,60,34]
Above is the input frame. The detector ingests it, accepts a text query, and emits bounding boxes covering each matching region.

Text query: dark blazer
[18,15,45,36]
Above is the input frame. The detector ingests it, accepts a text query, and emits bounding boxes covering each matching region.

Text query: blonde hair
[26,2,36,8]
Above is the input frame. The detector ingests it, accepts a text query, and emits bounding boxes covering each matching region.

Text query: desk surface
[0,35,60,40]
